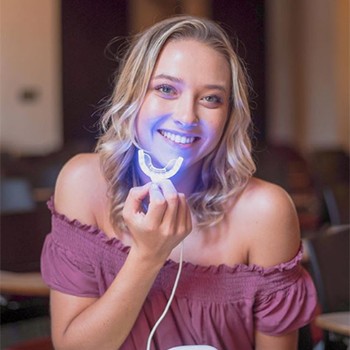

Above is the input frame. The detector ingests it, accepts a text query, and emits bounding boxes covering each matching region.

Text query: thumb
[149,183,165,203]
[147,182,167,221]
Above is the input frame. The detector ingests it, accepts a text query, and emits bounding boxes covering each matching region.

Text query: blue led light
[138,149,184,182]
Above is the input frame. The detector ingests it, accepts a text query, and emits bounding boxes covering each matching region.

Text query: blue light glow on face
[137,149,184,182]
[134,39,231,189]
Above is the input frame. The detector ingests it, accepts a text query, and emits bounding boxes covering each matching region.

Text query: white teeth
[161,131,195,144]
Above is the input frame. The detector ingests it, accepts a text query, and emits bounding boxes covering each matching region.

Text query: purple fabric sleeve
[253,267,317,335]
[41,234,99,297]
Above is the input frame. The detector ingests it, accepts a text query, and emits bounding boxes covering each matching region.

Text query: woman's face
[136,39,231,177]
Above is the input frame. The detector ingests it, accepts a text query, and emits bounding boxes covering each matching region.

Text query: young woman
[41,15,317,350]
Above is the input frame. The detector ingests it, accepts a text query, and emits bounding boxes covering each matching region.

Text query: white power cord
[146,240,185,350]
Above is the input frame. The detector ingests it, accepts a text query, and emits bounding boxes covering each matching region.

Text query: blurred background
[0,0,349,349]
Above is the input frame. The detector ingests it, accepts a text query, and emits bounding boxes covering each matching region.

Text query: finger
[123,183,152,216]
[157,180,179,229]
[146,183,167,223]
[157,179,177,198]
[149,183,165,203]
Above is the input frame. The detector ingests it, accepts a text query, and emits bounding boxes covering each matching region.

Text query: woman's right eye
[155,84,177,97]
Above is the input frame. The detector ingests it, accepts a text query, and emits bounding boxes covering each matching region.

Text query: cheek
[138,99,167,128]
[135,107,161,145]
[136,104,155,131]
[135,111,152,145]
[208,116,227,138]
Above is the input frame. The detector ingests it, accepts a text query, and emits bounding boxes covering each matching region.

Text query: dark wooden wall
[61,0,128,145]
[212,0,266,141]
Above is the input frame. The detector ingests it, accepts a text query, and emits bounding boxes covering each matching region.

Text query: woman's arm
[50,249,165,350]
[240,179,302,349]
[255,330,298,350]
[50,154,192,350]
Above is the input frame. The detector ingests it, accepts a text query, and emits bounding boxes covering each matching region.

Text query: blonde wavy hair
[96,15,256,230]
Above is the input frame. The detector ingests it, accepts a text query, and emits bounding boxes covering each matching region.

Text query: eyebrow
[153,74,227,93]
[153,74,183,84]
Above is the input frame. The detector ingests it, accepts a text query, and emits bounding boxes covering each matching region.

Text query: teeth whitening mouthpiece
[138,149,183,182]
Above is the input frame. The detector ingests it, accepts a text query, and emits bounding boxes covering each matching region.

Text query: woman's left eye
[202,95,222,105]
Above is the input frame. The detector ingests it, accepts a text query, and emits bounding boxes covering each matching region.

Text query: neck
[169,167,201,197]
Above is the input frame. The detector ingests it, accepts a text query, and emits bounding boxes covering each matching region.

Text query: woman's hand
[122,180,192,263]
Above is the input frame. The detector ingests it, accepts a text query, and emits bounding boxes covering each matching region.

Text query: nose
[172,95,199,129]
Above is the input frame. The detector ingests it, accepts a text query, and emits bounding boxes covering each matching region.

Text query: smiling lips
[159,130,199,145]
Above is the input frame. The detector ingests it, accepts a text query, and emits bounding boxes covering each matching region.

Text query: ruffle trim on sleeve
[164,247,304,276]
[253,267,318,335]
[47,197,131,254]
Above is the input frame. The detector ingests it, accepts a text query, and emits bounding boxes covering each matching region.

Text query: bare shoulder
[54,153,107,226]
[233,177,300,267]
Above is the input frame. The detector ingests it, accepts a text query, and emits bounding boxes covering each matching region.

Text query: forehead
[152,39,231,85]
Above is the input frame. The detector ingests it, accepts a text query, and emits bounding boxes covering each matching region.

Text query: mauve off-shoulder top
[41,200,317,350]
